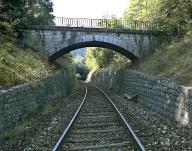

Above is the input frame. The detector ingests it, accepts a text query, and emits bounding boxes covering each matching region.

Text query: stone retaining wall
[92,69,192,127]
[0,71,77,136]
[91,68,120,92]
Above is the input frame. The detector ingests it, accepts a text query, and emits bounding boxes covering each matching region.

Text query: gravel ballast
[109,92,192,151]
[0,87,85,151]
[1,84,192,151]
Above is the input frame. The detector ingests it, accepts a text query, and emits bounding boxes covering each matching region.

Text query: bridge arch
[48,41,138,62]
[21,26,161,61]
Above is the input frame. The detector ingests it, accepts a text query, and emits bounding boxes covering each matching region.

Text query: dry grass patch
[134,32,192,86]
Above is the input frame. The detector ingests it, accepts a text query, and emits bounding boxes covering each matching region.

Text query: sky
[52,0,130,19]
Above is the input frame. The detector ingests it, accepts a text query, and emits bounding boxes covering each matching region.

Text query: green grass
[134,31,192,86]
[0,42,57,89]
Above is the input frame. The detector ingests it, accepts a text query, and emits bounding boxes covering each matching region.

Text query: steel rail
[91,84,146,151]
[52,84,87,151]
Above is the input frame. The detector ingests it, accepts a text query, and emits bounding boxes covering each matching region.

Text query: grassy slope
[0,42,57,89]
[130,32,192,86]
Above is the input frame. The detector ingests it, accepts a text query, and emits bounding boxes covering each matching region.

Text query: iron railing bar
[32,17,162,30]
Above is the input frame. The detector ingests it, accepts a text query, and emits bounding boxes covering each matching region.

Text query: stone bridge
[20,17,164,61]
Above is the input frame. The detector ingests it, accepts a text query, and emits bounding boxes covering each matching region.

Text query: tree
[98,16,124,28]
[0,0,54,39]
[86,47,130,71]
[86,47,100,71]
[123,0,192,35]
[124,0,145,20]
[24,0,54,26]
[0,0,54,27]
[158,0,192,35]
[73,56,88,80]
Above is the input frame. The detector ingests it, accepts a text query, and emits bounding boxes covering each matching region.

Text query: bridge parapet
[20,18,165,61]
[30,17,163,31]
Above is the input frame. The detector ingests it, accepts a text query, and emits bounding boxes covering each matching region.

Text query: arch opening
[48,41,138,62]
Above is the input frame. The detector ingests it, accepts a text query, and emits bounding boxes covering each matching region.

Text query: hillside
[0,42,57,89]
[129,32,192,86]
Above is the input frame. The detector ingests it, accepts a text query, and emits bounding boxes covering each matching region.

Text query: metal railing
[31,17,162,31]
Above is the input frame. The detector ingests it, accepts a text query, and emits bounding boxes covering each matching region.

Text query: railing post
[76,19,78,27]
[91,19,93,27]
[38,17,162,31]
[62,18,64,26]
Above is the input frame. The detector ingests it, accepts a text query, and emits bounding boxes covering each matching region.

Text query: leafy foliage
[86,47,100,71]
[124,0,192,35]
[86,47,130,71]
[98,16,125,28]
[73,56,88,80]
[22,0,54,26]
[0,0,54,36]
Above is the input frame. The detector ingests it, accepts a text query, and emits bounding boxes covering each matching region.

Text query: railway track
[52,84,145,151]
